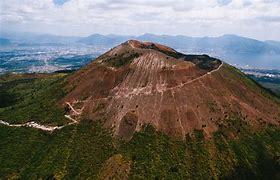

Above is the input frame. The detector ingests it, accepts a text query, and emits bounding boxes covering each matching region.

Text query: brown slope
[62,40,280,140]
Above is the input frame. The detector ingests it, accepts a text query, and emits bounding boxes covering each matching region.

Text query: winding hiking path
[0,102,78,132]
[170,61,223,90]
[115,61,224,97]
[0,62,224,131]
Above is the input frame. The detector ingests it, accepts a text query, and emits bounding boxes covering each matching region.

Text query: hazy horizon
[1,0,280,41]
[1,30,280,43]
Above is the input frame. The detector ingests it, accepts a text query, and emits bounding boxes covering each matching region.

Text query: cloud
[257,15,280,22]
[0,0,279,40]
[217,0,232,6]
[53,0,70,5]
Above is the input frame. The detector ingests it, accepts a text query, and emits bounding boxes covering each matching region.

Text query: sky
[0,0,280,40]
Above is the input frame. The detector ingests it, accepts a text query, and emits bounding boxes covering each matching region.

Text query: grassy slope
[104,53,140,67]
[0,69,280,179]
[0,74,69,125]
[245,74,280,97]
[251,78,280,97]
[0,121,280,179]
[0,121,115,179]
[260,82,280,96]
[219,64,280,105]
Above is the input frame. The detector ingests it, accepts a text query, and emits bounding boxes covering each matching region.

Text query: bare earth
[63,40,280,140]
[1,40,279,139]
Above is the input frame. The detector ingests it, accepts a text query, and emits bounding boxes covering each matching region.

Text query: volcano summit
[1,40,280,179]
[63,40,280,140]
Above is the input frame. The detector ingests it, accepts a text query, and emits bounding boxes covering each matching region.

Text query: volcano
[1,40,280,179]
[63,40,280,140]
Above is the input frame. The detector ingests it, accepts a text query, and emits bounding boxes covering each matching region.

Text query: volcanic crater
[63,40,280,140]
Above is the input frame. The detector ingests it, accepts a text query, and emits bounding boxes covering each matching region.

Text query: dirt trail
[0,61,224,132]
[0,102,78,132]
[170,62,224,90]
[66,102,81,115]
[114,61,224,98]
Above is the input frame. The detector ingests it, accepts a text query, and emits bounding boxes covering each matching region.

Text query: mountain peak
[126,40,176,54]
[63,41,280,140]
[98,40,220,71]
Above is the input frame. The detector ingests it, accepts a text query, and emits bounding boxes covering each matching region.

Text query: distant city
[1,32,280,95]
[1,32,280,72]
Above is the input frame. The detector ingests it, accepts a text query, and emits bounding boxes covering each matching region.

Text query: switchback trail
[0,62,224,131]
[0,103,78,132]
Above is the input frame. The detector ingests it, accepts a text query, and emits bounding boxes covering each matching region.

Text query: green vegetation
[105,53,140,67]
[0,74,68,125]
[260,82,280,96]
[0,120,115,179]
[1,121,280,179]
[0,70,280,179]
[149,49,222,71]
[247,75,280,96]
[218,64,280,105]
[207,100,220,113]
[183,54,221,70]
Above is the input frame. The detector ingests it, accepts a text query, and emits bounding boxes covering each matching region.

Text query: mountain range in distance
[0,38,12,46]
[1,32,280,69]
